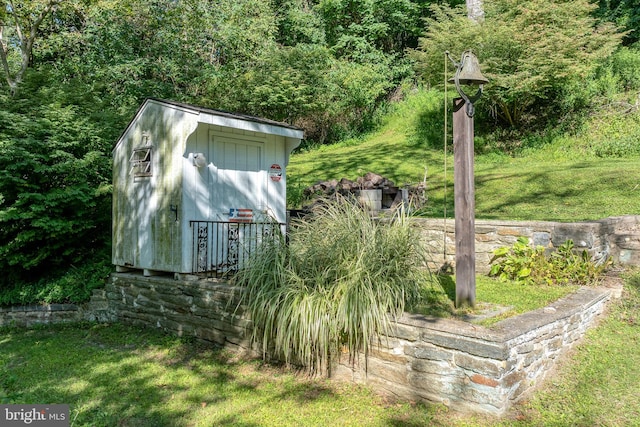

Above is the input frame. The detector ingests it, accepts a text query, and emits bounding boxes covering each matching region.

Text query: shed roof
[114,98,305,152]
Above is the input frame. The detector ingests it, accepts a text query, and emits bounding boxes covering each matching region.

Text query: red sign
[269,164,282,182]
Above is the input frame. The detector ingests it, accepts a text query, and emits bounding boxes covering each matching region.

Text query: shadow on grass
[437,274,456,302]
[0,322,338,426]
[408,274,458,319]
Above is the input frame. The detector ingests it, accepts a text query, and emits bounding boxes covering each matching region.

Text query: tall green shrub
[0,98,113,296]
[609,46,640,92]
[412,0,622,128]
[236,197,431,374]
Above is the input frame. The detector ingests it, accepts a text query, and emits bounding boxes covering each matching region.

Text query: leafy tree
[70,0,194,113]
[318,0,422,66]
[206,42,392,143]
[412,0,623,127]
[217,44,333,123]
[597,0,640,45]
[607,45,640,92]
[0,94,113,290]
[274,0,326,46]
[0,0,60,95]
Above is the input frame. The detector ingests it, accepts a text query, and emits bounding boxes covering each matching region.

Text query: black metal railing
[189,220,286,277]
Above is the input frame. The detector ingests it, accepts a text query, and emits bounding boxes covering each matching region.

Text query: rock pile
[300,172,426,212]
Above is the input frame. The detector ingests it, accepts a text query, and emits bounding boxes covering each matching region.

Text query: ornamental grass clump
[236,196,431,375]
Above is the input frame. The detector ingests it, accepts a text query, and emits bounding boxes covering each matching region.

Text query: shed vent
[130,134,152,177]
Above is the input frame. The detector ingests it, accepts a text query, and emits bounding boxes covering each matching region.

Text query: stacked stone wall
[0,304,83,327]
[103,274,256,354]
[332,287,611,415]
[99,273,613,416]
[0,272,615,416]
[415,215,640,273]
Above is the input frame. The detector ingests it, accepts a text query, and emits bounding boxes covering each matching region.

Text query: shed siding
[113,102,198,272]
[210,135,265,215]
[181,128,289,224]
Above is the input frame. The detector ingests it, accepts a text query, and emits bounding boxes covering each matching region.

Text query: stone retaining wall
[0,272,616,416]
[101,273,256,354]
[415,215,640,273]
[0,304,83,327]
[98,273,614,415]
[332,286,613,415]
[0,288,121,328]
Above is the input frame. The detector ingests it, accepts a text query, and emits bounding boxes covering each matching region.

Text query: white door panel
[210,136,265,216]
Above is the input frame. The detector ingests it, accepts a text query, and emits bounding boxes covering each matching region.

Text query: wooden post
[453,97,476,308]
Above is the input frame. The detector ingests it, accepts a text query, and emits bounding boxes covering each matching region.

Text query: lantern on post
[447,50,488,308]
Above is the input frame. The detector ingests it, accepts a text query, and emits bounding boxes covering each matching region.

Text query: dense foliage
[0,0,639,304]
[0,86,116,303]
[489,237,610,286]
[412,0,622,128]
[236,197,431,373]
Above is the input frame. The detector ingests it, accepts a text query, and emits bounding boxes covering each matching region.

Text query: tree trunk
[0,0,60,96]
[466,0,484,23]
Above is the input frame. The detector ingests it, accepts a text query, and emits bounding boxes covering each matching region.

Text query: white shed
[112,98,304,276]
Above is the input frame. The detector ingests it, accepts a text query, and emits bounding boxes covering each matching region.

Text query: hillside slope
[287,89,640,221]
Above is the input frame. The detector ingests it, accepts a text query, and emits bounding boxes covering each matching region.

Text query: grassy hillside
[287,89,640,222]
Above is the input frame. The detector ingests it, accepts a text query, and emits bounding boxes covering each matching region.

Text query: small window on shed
[130,133,152,177]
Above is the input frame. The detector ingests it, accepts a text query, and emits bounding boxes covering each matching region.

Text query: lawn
[2,272,639,427]
[287,90,640,222]
[413,275,579,326]
[1,322,449,426]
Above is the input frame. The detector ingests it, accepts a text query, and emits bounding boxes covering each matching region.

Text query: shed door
[210,136,265,215]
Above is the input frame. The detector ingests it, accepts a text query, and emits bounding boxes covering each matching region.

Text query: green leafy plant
[489,237,546,285]
[0,101,113,295]
[412,0,622,128]
[549,240,609,286]
[0,250,113,307]
[489,237,609,286]
[236,196,432,374]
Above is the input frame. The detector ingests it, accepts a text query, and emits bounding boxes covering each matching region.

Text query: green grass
[0,322,449,426]
[288,89,640,221]
[1,272,638,426]
[412,275,579,327]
